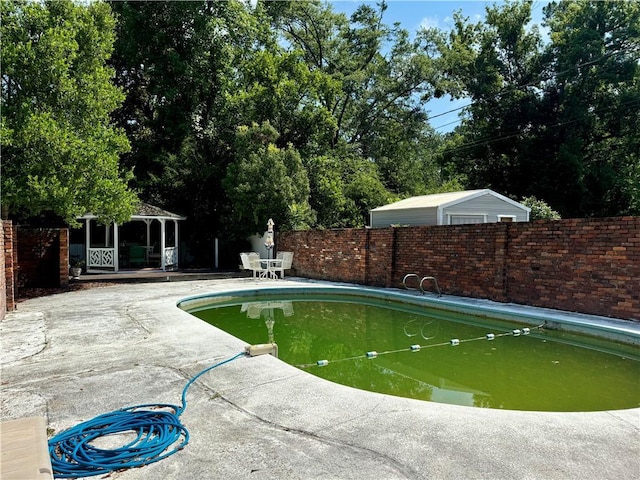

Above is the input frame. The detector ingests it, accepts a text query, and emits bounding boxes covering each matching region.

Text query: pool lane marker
[300,324,542,369]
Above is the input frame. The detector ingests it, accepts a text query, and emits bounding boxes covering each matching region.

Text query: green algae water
[188,294,640,412]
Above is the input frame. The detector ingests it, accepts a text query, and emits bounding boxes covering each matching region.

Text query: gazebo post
[174,220,179,269]
[144,219,152,250]
[160,218,166,271]
[85,218,90,270]
[113,222,119,272]
[105,225,111,250]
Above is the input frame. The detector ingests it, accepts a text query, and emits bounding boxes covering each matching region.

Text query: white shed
[369,189,530,227]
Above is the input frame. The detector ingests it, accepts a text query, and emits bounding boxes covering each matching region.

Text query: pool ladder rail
[403,273,442,297]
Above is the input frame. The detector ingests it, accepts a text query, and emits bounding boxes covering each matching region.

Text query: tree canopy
[422,0,639,217]
[106,0,446,242]
[2,0,638,263]
[1,0,137,225]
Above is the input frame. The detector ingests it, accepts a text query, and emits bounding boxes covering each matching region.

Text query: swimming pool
[179,285,640,412]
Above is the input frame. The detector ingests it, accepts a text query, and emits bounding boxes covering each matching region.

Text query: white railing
[88,248,115,268]
[86,247,176,270]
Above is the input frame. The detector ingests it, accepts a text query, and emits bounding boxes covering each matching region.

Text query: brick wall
[16,227,69,290]
[58,228,69,286]
[505,218,639,320]
[1,221,5,318]
[1,221,7,318]
[279,217,639,321]
[1,220,17,316]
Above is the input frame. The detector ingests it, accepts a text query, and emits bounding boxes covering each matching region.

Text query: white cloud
[419,16,441,30]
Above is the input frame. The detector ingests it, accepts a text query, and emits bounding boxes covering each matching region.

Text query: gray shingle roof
[133,202,186,219]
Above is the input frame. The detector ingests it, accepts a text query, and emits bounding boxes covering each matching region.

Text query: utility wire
[439,96,640,154]
[427,47,639,131]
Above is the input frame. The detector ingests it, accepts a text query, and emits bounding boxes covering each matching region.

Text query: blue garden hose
[48,352,245,478]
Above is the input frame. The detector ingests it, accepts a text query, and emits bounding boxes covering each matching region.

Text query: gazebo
[74,203,186,273]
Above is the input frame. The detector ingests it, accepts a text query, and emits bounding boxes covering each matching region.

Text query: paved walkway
[1,278,638,479]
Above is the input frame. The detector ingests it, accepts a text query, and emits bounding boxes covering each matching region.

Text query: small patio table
[260,258,283,279]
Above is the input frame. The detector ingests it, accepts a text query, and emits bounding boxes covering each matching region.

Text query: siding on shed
[370,206,438,227]
[442,193,528,224]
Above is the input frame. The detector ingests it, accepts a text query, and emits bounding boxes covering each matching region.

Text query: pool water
[187,294,640,412]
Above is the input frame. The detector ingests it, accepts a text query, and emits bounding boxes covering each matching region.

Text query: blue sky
[329,1,551,132]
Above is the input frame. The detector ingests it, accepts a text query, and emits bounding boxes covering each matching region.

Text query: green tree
[305,152,393,228]
[343,159,395,226]
[222,122,314,238]
[274,0,444,196]
[1,0,136,225]
[109,0,489,244]
[109,0,437,239]
[305,154,358,228]
[422,1,545,200]
[541,0,640,216]
[520,196,561,220]
[426,0,639,217]
[109,0,274,263]
[231,48,337,155]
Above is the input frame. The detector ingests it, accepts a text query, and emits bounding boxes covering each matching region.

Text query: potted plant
[69,259,85,279]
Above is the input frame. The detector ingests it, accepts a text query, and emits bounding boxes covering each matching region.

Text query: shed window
[448,215,485,225]
[498,215,516,223]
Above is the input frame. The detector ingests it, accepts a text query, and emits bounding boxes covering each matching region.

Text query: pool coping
[178,279,640,346]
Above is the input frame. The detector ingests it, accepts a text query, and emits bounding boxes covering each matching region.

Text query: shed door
[449,215,485,225]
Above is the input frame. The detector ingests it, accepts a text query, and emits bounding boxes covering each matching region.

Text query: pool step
[0,416,53,479]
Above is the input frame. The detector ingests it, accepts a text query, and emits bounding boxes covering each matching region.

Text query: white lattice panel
[88,248,115,267]
[163,247,176,266]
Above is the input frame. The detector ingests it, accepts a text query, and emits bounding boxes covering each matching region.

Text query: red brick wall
[1,221,17,315]
[1,221,7,317]
[16,227,69,290]
[59,228,69,287]
[1,221,5,318]
[283,229,368,284]
[393,223,510,299]
[505,218,639,320]
[279,217,639,321]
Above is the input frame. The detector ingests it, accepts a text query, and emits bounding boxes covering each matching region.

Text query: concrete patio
[1,278,638,479]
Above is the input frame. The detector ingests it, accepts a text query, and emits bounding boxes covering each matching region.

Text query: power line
[432,118,463,131]
[439,97,640,155]
[426,47,640,131]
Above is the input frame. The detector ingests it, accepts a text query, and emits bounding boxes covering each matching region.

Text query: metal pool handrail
[403,273,442,297]
[402,273,420,290]
[419,276,442,297]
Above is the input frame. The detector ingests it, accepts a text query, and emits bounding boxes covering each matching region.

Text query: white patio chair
[272,251,293,279]
[240,253,254,277]
[248,252,268,278]
[240,252,266,278]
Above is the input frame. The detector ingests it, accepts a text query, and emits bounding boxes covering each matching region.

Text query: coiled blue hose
[48,352,245,478]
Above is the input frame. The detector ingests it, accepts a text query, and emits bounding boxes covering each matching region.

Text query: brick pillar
[59,228,69,287]
[1,220,6,318]
[494,223,509,302]
[2,220,16,315]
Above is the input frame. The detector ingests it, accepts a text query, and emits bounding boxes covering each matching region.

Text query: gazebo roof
[132,202,186,220]
[78,202,186,221]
